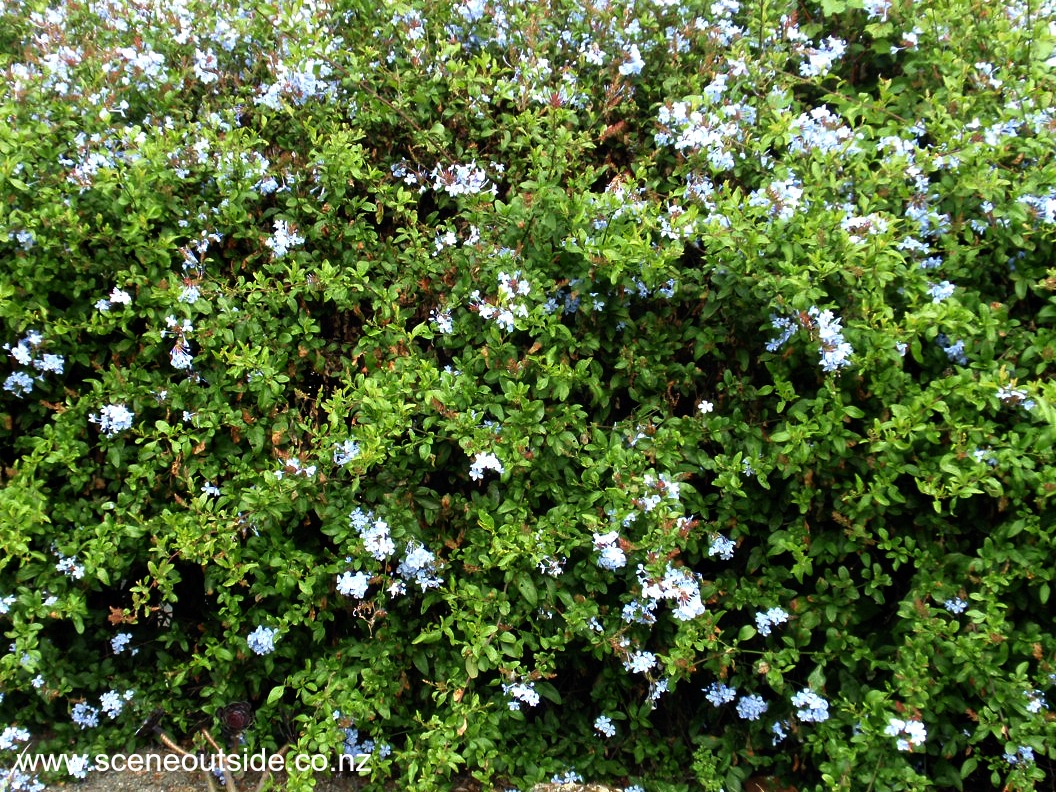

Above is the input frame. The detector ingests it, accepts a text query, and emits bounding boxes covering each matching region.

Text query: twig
[202,729,239,792]
[154,729,196,759]
[253,745,291,792]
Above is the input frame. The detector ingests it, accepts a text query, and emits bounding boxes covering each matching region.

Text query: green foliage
[2,0,1056,789]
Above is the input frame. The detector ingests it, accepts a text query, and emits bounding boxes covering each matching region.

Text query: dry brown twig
[137,712,289,792]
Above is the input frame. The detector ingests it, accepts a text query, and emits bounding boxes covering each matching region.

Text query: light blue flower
[791,688,829,722]
[736,694,768,720]
[2,371,33,397]
[704,682,737,706]
[944,597,967,614]
[1005,745,1035,765]
[755,607,789,636]
[247,625,278,655]
[90,403,134,437]
[337,571,370,598]
[625,651,657,674]
[928,280,955,302]
[72,702,100,729]
[594,715,616,737]
[100,690,125,718]
[333,440,361,466]
[708,534,735,561]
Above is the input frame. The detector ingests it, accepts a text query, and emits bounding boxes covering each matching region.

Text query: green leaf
[515,574,538,607]
[267,685,286,705]
[535,681,562,705]
[413,651,430,675]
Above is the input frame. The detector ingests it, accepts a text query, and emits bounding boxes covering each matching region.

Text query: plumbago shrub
[2,0,1056,789]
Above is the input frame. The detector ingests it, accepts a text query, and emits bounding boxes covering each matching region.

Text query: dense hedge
[2,0,1056,789]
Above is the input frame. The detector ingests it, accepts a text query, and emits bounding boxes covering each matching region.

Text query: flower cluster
[841,212,889,243]
[788,107,860,155]
[337,720,392,760]
[0,725,30,751]
[71,702,99,729]
[469,451,504,481]
[748,177,804,222]
[996,385,1036,410]
[54,550,85,579]
[397,540,443,591]
[618,43,644,75]
[593,530,627,571]
[937,334,968,365]
[99,689,133,719]
[791,32,847,78]
[90,403,135,437]
[768,307,853,372]
[635,473,681,512]
[275,457,316,479]
[754,607,789,636]
[863,0,892,20]
[502,679,540,710]
[111,633,135,654]
[349,508,395,560]
[736,694,769,720]
[623,650,658,674]
[430,161,495,197]
[1005,745,1036,765]
[333,439,361,466]
[655,96,757,172]
[704,682,737,706]
[95,286,133,312]
[246,625,278,655]
[708,533,735,561]
[164,315,195,371]
[791,688,830,722]
[264,219,304,258]
[928,280,956,303]
[3,330,64,398]
[430,307,454,334]
[340,508,442,596]
[637,563,705,621]
[594,715,616,737]
[470,269,530,332]
[1024,689,1048,714]
[885,716,927,751]
[550,770,584,785]
[256,59,338,109]
[336,570,370,598]
[538,555,566,576]
[772,720,790,744]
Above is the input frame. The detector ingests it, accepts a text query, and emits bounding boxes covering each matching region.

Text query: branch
[253,744,291,792]
[201,729,238,792]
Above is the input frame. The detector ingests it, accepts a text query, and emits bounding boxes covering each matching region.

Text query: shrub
[2,0,1056,790]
